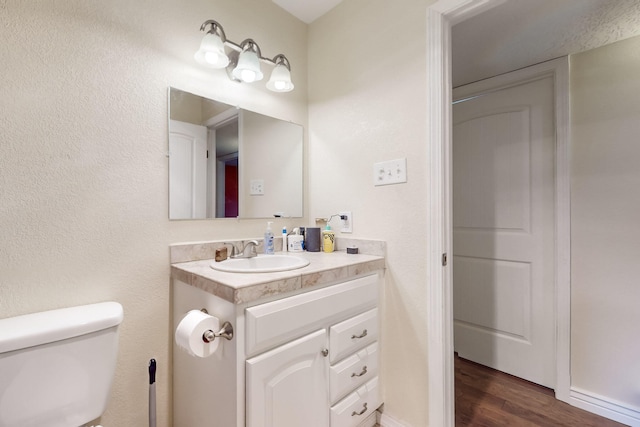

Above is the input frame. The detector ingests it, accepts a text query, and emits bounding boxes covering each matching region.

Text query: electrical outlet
[373,158,407,186]
[339,211,353,233]
[250,179,264,195]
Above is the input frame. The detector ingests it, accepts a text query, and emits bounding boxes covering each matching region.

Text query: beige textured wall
[308,0,436,425]
[571,35,640,409]
[0,1,307,426]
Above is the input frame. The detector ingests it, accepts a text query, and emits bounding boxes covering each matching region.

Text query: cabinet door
[246,329,329,427]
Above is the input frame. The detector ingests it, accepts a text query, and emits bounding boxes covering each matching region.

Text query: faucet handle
[222,242,238,257]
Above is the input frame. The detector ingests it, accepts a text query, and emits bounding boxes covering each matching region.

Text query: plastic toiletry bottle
[282,226,288,252]
[322,224,335,253]
[264,221,275,254]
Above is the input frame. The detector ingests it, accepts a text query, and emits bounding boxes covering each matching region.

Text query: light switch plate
[250,179,264,195]
[373,158,407,186]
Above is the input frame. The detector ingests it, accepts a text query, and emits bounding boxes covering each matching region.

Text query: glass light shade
[231,49,263,83]
[194,33,229,69]
[266,63,294,92]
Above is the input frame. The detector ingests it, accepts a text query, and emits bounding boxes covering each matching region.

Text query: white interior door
[452,75,556,388]
[169,120,207,219]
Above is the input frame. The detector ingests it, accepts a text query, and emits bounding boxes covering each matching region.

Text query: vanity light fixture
[195,20,294,93]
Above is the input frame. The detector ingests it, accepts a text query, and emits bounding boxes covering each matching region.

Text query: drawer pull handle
[321,348,329,357]
[351,365,368,377]
[351,402,368,416]
[351,329,368,339]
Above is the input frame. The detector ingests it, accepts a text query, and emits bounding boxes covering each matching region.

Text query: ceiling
[452,0,640,87]
[272,0,344,24]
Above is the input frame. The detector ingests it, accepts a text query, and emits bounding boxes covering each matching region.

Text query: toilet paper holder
[200,309,234,343]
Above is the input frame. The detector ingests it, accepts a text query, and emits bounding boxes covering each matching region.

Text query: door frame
[425,1,571,426]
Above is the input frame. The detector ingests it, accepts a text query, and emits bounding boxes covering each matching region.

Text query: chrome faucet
[231,240,259,259]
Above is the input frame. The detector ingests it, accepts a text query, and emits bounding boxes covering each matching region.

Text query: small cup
[305,227,321,252]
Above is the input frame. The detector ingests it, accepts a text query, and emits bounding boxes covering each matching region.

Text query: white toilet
[0,302,123,427]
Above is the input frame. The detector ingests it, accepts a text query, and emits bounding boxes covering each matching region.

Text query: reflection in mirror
[168,88,303,219]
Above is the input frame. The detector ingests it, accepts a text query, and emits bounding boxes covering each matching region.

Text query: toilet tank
[0,302,123,427]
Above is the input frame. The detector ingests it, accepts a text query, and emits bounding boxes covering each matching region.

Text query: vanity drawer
[245,274,378,357]
[329,308,378,363]
[330,377,380,427]
[330,342,378,404]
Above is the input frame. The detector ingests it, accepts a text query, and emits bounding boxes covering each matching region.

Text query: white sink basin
[210,254,310,273]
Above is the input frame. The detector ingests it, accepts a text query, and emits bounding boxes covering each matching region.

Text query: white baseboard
[379,413,410,427]
[569,387,640,427]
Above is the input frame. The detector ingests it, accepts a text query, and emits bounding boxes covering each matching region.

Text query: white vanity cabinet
[244,274,381,427]
[171,247,384,427]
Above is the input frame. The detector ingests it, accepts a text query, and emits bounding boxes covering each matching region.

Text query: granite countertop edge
[171,251,385,304]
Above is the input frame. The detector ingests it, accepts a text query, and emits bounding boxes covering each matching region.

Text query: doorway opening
[425,2,570,426]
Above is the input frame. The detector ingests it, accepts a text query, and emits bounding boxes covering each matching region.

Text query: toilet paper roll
[175,310,220,358]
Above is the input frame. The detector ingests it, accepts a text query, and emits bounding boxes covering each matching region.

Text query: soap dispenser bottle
[264,221,275,254]
[322,224,335,253]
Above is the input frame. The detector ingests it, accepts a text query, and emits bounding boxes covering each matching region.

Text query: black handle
[149,359,156,385]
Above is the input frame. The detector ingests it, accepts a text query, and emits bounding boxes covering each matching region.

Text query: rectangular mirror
[168,88,303,219]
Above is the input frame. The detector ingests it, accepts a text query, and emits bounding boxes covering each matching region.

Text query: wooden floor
[455,355,627,426]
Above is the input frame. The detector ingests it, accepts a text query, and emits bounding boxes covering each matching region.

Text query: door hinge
[206,150,209,159]
[442,253,448,266]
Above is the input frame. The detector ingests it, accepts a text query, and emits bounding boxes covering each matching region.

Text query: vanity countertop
[171,250,385,305]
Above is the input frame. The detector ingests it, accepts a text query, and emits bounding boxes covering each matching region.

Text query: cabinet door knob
[321,348,329,357]
[351,365,368,377]
[351,329,368,339]
[351,402,368,416]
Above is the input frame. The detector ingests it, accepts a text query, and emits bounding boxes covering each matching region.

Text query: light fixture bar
[221,39,289,70]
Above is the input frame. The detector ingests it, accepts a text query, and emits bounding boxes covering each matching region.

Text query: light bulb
[204,51,221,65]
[240,69,257,83]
